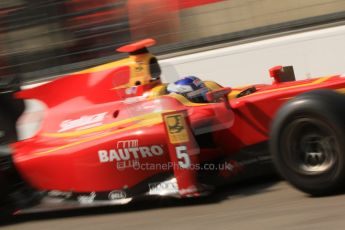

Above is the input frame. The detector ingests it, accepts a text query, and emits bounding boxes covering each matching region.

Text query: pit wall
[160,24,345,86]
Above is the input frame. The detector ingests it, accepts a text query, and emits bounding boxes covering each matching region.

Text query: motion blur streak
[0,0,344,83]
[2,181,345,229]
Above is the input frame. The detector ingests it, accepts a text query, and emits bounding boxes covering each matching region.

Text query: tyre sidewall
[270,90,345,195]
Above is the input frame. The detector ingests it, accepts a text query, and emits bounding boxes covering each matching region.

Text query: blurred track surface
[2,178,345,230]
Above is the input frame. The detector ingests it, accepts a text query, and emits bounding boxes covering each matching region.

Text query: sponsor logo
[117,139,139,148]
[77,192,96,204]
[59,112,107,132]
[135,60,145,72]
[98,139,164,163]
[108,190,127,200]
[179,185,198,196]
[164,113,189,144]
[193,78,203,87]
[48,190,72,199]
[125,86,138,95]
[135,66,144,72]
[149,179,178,195]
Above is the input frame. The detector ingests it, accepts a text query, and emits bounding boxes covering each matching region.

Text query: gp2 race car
[1,38,345,217]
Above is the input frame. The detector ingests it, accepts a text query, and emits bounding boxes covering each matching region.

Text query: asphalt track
[2,177,345,230]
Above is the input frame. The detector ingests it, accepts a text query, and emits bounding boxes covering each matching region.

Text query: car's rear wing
[16,66,130,108]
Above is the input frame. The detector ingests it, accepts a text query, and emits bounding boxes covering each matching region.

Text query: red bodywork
[11,41,345,198]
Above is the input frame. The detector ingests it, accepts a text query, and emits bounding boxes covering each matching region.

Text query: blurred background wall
[179,0,345,40]
[0,0,344,83]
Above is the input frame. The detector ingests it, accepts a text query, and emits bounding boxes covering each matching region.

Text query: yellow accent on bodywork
[204,81,222,90]
[147,84,169,99]
[43,111,171,138]
[73,53,156,89]
[252,76,332,96]
[336,88,345,94]
[35,115,163,156]
[228,90,242,100]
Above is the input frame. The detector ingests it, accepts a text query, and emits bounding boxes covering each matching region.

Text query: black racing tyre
[0,155,15,219]
[0,90,25,144]
[270,90,345,196]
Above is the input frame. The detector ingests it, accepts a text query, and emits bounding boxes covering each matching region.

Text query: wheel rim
[282,117,339,175]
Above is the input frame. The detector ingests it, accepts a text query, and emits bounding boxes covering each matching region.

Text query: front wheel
[270,90,345,196]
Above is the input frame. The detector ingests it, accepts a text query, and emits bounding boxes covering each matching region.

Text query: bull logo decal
[164,113,190,144]
[166,115,184,134]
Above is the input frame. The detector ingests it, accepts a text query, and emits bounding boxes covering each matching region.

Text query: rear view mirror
[269,65,296,84]
[206,87,232,110]
[206,87,232,102]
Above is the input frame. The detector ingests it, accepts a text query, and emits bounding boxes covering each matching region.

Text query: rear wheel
[0,90,25,144]
[270,90,345,196]
[0,146,41,218]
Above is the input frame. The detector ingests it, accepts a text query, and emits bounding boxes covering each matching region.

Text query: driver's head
[167,76,209,103]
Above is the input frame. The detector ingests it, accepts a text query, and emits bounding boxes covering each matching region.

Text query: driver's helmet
[167,76,209,103]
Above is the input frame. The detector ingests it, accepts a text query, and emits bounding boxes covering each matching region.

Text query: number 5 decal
[176,146,191,169]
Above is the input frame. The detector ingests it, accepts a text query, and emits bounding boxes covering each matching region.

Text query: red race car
[1,39,345,216]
